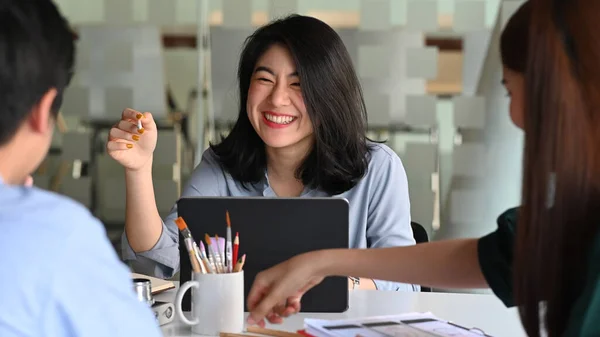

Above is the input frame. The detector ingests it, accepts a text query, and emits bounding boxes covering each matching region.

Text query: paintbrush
[199,241,215,273]
[205,234,225,273]
[175,217,205,273]
[226,210,233,273]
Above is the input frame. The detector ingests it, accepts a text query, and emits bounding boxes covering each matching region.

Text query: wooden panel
[427,51,463,94]
[162,33,464,52]
[163,34,196,48]
[426,37,463,51]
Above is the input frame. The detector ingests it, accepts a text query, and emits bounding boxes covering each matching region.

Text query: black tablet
[177,197,349,313]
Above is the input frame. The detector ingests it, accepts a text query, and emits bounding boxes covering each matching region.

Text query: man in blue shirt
[0,1,162,336]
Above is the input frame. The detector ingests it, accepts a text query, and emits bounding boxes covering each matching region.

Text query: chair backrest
[411,221,429,244]
[410,221,431,292]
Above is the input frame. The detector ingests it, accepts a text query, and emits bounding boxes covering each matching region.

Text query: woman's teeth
[264,113,295,125]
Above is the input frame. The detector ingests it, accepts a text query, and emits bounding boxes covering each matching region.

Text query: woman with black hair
[107,15,417,292]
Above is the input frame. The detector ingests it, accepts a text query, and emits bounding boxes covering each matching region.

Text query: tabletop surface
[156,285,525,337]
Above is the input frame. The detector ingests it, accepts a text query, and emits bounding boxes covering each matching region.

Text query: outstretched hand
[246,252,326,326]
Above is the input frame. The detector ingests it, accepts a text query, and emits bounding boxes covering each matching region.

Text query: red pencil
[233,232,239,270]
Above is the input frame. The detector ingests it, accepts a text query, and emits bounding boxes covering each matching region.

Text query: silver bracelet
[349,276,360,290]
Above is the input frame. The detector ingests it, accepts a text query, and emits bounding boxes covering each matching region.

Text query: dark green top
[478,208,600,336]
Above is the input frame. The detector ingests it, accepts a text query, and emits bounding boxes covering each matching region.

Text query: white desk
[157,287,525,337]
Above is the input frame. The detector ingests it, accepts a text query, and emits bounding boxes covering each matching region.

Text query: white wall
[436,1,524,242]
[477,0,524,227]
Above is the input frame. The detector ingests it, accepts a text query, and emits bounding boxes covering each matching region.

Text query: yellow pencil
[246,326,305,337]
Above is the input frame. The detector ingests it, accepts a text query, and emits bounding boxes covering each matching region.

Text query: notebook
[131,273,175,295]
[303,313,491,337]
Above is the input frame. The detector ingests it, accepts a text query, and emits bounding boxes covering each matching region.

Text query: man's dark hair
[0,0,75,145]
[210,15,374,195]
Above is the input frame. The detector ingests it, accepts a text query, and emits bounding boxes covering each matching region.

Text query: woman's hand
[246,252,327,326]
[106,108,157,171]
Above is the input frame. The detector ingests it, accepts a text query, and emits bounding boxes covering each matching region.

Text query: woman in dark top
[244,1,600,336]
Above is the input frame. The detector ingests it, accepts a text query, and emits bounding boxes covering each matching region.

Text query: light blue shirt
[123,143,418,291]
[0,177,161,337]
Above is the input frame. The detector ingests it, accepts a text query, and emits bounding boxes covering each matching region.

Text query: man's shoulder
[0,186,102,245]
[0,187,109,334]
[21,187,94,221]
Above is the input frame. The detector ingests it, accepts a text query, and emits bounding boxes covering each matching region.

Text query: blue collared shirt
[123,143,418,291]
[0,177,161,337]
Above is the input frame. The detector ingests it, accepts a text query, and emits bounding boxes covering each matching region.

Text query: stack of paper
[304,313,490,337]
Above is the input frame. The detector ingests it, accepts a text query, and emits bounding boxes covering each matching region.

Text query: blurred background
[39,0,525,269]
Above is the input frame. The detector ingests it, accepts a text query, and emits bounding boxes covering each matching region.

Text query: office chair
[411,221,432,292]
[411,222,429,244]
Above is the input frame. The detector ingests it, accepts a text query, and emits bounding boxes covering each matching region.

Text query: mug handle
[175,281,201,326]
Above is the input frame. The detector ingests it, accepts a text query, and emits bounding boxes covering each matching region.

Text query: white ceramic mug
[175,271,244,336]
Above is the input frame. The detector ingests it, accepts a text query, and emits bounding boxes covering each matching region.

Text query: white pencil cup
[175,271,245,336]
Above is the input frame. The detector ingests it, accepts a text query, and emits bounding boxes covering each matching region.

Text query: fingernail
[127,144,133,149]
[132,135,140,141]
[138,128,145,134]
[247,317,256,325]
[136,113,143,119]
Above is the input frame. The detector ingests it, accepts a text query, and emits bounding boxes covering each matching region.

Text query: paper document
[131,273,175,294]
[304,313,490,337]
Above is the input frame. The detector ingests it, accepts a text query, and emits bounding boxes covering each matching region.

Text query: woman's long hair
[515,0,600,336]
[500,1,530,73]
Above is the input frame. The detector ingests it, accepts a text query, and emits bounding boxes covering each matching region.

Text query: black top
[477,207,600,336]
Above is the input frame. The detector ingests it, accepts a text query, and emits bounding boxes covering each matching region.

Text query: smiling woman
[108,14,417,293]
